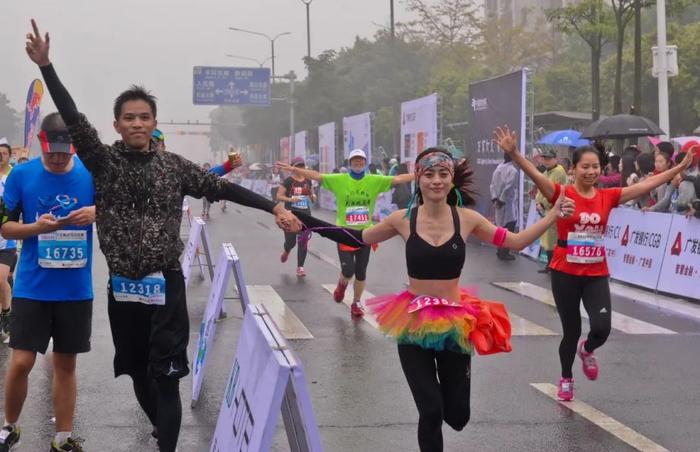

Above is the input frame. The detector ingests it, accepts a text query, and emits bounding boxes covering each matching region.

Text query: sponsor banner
[192,243,237,404]
[24,79,44,150]
[468,70,525,220]
[343,112,372,161]
[656,215,700,300]
[604,208,672,290]
[401,93,438,167]
[521,200,541,259]
[210,305,322,452]
[318,122,336,173]
[280,136,291,164]
[294,130,307,160]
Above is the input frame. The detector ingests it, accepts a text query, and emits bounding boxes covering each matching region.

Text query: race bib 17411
[38,230,88,269]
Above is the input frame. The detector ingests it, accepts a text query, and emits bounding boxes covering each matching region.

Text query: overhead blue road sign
[193,66,271,106]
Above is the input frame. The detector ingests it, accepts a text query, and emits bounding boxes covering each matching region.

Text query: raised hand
[552,192,575,219]
[275,161,295,173]
[25,19,51,67]
[493,125,518,155]
[679,145,697,170]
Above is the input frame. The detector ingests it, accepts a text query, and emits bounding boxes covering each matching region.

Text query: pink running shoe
[280,250,289,263]
[578,340,599,380]
[350,301,365,318]
[296,267,306,277]
[557,377,575,401]
[333,280,347,303]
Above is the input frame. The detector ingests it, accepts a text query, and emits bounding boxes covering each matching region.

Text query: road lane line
[247,285,313,340]
[322,284,380,329]
[531,383,669,452]
[609,281,700,322]
[493,282,676,335]
[509,313,557,336]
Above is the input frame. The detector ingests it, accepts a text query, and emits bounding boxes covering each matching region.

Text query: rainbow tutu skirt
[366,288,512,355]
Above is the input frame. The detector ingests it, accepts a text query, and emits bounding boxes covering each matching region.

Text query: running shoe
[578,340,599,380]
[280,250,289,263]
[557,377,575,401]
[333,280,347,303]
[0,310,9,337]
[350,301,365,318]
[0,425,20,451]
[296,267,306,277]
[50,437,85,452]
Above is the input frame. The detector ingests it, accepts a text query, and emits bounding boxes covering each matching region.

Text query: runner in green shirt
[278,149,413,316]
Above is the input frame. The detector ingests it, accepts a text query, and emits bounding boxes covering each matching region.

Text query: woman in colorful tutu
[297,147,574,452]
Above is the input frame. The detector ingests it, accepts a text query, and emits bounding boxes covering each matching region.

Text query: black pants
[398,344,471,452]
[550,270,612,378]
[337,244,371,281]
[132,374,181,452]
[283,231,308,267]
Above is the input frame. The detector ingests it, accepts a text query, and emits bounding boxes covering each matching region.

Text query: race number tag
[291,195,309,209]
[111,272,166,305]
[566,232,605,264]
[38,230,88,268]
[408,295,462,314]
[345,206,370,226]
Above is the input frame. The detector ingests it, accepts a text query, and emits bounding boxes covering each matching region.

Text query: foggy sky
[2,0,432,143]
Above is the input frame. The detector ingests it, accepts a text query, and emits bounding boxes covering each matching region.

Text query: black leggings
[132,374,182,452]
[284,231,308,267]
[398,344,471,452]
[337,244,371,281]
[550,270,612,379]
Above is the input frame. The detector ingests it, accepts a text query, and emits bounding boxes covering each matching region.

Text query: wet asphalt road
[1,200,699,452]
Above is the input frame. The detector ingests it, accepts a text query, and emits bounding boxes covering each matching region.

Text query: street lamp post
[228,27,291,80]
[225,54,273,68]
[390,0,395,41]
[300,0,313,60]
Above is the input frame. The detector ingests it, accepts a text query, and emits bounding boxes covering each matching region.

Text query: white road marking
[493,282,676,335]
[247,285,313,340]
[609,281,700,322]
[509,313,557,336]
[322,284,380,329]
[531,383,669,452]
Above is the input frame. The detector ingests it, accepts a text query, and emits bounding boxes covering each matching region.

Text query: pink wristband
[492,227,507,248]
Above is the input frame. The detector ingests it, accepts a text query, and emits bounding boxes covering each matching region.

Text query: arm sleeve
[292,209,366,247]
[321,174,342,192]
[40,64,107,174]
[547,183,562,205]
[179,155,278,213]
[377,175,394,193]
[606,187,624,208]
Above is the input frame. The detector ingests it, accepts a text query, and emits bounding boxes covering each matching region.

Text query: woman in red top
[495,126,696,401]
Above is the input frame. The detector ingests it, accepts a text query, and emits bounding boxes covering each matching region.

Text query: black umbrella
[582,114,665,139]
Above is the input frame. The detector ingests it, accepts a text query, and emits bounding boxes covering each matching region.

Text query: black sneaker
[50,437,85,452]
[0,425,21,452]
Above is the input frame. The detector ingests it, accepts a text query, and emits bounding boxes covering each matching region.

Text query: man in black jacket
[25,19,300,452]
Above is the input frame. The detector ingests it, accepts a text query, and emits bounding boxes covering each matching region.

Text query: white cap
[0,137,8,146]
[348,149,367,161]
[389,158,398,165]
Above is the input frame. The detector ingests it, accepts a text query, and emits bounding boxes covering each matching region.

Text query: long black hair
[413,147,476,208]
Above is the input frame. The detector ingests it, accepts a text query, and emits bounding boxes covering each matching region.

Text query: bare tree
[401,0,482,46]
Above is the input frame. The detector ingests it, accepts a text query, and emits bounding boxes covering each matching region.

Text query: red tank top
[548,184,622,276]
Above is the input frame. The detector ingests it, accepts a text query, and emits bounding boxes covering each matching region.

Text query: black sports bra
[405,206,466,280]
